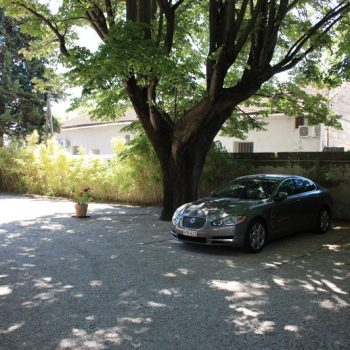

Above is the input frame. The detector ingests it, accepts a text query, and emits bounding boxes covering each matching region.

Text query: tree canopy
[3,0,350,219]
[0,8,56,144]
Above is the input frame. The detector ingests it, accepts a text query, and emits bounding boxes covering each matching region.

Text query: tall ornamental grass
[0,131,250,205]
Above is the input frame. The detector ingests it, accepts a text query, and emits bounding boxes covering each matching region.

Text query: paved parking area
[0,194,349,350]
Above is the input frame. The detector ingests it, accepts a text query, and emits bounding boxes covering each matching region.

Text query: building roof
[62,108,138,129]
[62,105,267,130]
[62,84,339,129]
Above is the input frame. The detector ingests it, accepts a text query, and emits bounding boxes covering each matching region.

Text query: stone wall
[230,152,350,220]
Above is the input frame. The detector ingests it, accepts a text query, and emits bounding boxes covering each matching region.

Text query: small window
[72,146,79,155]
[125,134,131,142]
[91,149,100,155]
[295,117,305,129]
[237,142,254,153]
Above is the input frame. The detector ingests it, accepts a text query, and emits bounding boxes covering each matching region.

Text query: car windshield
[212,178,279,200]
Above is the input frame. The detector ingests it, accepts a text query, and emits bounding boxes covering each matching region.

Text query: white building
[217,83,350,153]
[55,109,137,156]
[56,83,350,155]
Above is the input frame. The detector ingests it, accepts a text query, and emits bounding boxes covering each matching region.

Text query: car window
[304,178,316,192]
[294,178,305,194]
[294,177,316,194]
[213,179,278,199]
[277,179,296,196]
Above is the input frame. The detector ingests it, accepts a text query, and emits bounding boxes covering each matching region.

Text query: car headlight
[172,204,187,225]
[211,215,246,226]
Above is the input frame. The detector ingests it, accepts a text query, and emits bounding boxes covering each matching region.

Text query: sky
[51,25,100,120]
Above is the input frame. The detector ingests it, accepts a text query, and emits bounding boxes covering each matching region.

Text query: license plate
[183,229,197,237]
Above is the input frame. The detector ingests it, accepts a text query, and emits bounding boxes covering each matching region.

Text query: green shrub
[116,133,162,204]
[306,160,341,188]
[200,141,254,196]
[0,133,250,205]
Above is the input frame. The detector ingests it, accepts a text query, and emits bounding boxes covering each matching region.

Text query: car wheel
[316,208,330,234]
[245,220,266,253]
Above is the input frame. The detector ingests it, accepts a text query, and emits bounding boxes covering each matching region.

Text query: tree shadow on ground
[0,196,349,349]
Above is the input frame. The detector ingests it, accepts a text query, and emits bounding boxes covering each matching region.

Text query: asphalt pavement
[0,194,349,350]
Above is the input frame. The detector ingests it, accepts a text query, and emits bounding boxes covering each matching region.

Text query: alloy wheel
[320,209,330,233]
[249,222,266,251]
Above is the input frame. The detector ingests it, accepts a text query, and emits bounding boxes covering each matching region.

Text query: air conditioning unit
[58,139,71,148]
[299,126,316,137]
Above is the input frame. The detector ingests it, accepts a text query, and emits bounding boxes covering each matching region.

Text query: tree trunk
[160,156,201,221]
[158,134,213,221]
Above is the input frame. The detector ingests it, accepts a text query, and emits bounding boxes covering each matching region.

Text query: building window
[125,134,131,142]
[91,149,100,155]
[295,116,305,129]
[72,146,79,155]
[235,142,254,153]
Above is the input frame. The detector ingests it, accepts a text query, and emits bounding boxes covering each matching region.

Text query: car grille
[182,216,206,229]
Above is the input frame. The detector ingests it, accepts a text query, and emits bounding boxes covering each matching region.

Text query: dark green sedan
[171,174,332,253]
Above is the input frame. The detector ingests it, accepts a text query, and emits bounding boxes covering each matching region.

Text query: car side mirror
[275,191,288,201]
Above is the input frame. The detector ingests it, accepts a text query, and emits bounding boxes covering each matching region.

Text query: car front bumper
[170,222,248,247]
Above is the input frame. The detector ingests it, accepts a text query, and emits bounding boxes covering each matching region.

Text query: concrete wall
[230,152,350,220]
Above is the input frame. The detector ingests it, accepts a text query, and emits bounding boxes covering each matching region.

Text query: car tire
[316,207,331,234]
[245,219,267,253]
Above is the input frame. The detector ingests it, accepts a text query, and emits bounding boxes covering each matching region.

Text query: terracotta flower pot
[75,203,88,217]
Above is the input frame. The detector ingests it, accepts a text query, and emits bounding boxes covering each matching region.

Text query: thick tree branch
[55,16,89,22]
[83,10,105,40]
[86,5,109,39]
[156,7,164,46]
[12,2,70,57]
[232,0,249,46]
[287,0,303,11]
[207,0,264,99]
[173,0,185,10]
[275,1,350,70]
[104,0,115,28]
[273,2,350,73]
[233,0,264,60]
[155,0,183,55]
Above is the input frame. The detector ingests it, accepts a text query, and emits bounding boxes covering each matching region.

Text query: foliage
[2,1,348,127]
[116,132,163,204]
[200,142,254,194]
[0,132,346,207]
[0,8,60,143]
[70,186,92,204]
[304,160,341,188]
[0,134,163,204]
[0,133,247,203]
[2,0,349,219]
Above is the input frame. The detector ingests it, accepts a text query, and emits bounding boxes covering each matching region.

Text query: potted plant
[70,187,92,217]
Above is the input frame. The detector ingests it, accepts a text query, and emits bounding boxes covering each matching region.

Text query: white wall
[215,114,321,153]
[55,123,132,155]
[323,83,350,151]
[57,83,350,155]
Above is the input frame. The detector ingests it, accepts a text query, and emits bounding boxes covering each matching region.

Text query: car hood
[182,197,264,220]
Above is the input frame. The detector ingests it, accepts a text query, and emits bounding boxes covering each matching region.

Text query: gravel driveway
[0,194,349,350]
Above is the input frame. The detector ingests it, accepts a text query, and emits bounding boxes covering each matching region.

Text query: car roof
[237,174,299,181]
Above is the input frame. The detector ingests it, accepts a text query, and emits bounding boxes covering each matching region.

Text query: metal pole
[46,92,54,137]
